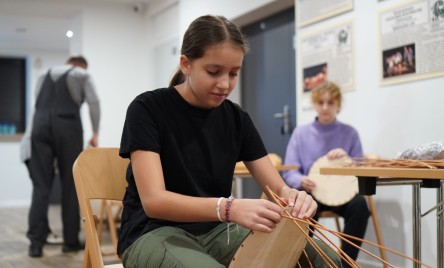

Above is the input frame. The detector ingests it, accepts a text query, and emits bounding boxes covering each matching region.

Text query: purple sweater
[283,118,363,190]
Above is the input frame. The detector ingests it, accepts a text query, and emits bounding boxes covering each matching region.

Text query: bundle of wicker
[347,158,444,169]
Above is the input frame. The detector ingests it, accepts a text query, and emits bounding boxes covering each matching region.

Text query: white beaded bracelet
[216,197,224,222]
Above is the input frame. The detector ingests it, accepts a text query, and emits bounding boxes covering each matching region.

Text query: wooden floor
[0,204,119,268]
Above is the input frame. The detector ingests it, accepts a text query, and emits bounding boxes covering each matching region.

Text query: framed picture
[299,20,355,94]
[297,0,353,27]
[303,63,328,92]
[379,0,444,85]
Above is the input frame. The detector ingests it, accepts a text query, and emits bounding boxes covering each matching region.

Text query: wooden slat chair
[73,148,128,268]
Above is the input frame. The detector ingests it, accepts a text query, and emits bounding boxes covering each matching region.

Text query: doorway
[240,8,296,198]
[0,57,26,134]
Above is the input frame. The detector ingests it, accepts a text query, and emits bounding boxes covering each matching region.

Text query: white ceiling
[0,0,154,52]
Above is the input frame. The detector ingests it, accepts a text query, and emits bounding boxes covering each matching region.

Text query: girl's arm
[131,150,219,222]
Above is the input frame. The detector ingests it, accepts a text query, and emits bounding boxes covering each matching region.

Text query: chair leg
[333,215,343,249]
[334,215,341,231]
[366,195,388,268]
[84,242,92,268]
[97,200,106,242]
[319,211,343,249]
[105,200,119,258]
[97,200,119,259]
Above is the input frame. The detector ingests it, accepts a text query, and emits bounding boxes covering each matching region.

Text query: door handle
[274,105,292,135]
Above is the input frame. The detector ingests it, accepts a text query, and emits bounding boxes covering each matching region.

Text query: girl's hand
[300,176,316,193]
[279,186,317,219]
[326,148,347,160]
[229,198,283,233]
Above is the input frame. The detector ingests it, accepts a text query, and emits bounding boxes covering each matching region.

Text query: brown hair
[67,56,88,69]
[169,15,248,87]
[311,81,342,109]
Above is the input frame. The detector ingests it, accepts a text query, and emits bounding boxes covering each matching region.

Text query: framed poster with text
[299,20,355,94]
[379,0,444,85]
[297,0,353,27]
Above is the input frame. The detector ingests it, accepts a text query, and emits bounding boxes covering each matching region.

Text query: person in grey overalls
[26,56,100,257]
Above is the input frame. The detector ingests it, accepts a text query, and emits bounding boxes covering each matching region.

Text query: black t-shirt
[117,87,267,255]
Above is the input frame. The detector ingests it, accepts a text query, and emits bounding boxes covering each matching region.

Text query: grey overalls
[27,68,83,247]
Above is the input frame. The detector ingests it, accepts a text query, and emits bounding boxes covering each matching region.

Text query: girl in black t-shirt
[119,14,340,268]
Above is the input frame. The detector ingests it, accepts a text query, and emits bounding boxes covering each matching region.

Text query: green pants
[121,223,341,268]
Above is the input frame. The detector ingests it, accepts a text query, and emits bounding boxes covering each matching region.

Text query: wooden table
[234,164,298,176]
[233,163,297,198]
[320,166,444,268]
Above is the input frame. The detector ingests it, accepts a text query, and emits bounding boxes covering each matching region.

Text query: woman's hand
[326,148,347,160]
[229,198,283,233]
[279,186,317,219]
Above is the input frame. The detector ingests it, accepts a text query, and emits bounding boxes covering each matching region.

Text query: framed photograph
[303,63,328,92]
[297,0,353,28]
[382,44,416,78]
[379,0,444,85]
[299,20,355,94]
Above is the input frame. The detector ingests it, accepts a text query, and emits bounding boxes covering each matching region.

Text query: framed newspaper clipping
[299,20,355,94]
[379,0,444,85]
[297,0,353,27]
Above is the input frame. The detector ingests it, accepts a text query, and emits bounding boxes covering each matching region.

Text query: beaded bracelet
[216,197,224,222]
[225,195,235,245]
[225,195,235,223]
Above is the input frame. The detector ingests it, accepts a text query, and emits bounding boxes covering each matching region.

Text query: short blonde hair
[311,81,342,109]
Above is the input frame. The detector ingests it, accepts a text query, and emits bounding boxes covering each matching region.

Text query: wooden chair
[73,148,128,268]
[318,195,388,267]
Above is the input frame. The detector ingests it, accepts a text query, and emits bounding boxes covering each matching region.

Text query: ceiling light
[66,30,74,38]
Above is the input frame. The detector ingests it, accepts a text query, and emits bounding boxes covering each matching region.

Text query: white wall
[150,0,181,89]
[80,3,150,147]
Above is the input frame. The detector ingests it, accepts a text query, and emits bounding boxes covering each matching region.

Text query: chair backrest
[73,148,129,268]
